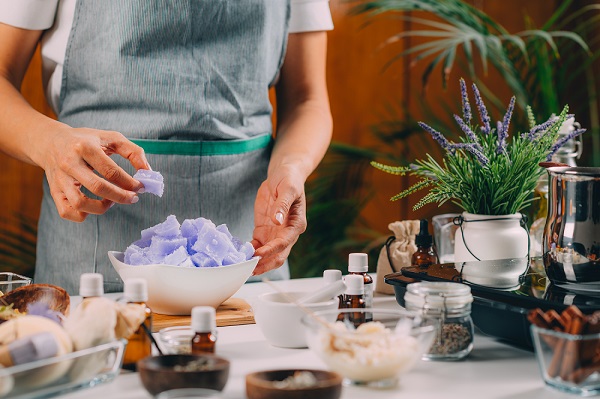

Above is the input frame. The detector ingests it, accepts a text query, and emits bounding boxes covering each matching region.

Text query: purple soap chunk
[191,252,219,268]
[193,223,237,264]
[216,224,233,240]
[133,238,151,249]
[179,257,195,268]
[134,169,164,197]
[128,251,150,266]
[239,242,255,260]
[222,252,245,266]
[149,236,188,257]
[124,214,256,267]
[154,215,181,238]
[124,244,143,264]
[163,246,189,266]
[180,219,197,238]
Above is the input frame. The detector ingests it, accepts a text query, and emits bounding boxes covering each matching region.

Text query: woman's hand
[36,125,150,222]
[251,165,307,275]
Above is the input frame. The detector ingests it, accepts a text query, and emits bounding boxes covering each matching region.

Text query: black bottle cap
[415,219,433,248]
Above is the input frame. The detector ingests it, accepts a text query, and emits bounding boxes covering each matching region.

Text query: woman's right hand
[35,124,151,222]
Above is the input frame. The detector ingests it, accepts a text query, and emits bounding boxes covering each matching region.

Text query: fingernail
[109,202,115,209]
[138,187,146,194]
[275,212,284,225]
[131,196,139,204]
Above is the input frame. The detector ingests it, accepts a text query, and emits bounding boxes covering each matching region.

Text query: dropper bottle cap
[348,253,368,273]
[124,278,148,302]
[79,273,104,297]
[415,219,433,248]
[191,306,216,333]
[345,274,365,295]
[323,269,342,284]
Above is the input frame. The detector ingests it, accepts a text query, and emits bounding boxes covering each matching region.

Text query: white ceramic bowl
[251,292,339,349]
[108,251,257,315]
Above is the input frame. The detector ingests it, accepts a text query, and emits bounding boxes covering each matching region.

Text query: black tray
[385,260,600,350]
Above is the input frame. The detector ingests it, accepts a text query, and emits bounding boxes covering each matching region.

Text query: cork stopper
[323,269,342,284]
[348,253,368,273]
[345,274,365,295]
[79,273,104,297]
[191,306,216,333]
[124,278,148,302]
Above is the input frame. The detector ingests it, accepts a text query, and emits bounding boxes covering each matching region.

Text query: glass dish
[0,340,125,399]
[159,326,194,354]
[531,325,600,396]
[156,388,223,398]
[0,272,32,294]
[302,308,436,388]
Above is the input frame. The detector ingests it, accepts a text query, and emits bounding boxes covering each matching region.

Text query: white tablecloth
[61,277,572,399]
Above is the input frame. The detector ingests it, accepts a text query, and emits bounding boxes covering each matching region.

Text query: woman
[0,1,333,293]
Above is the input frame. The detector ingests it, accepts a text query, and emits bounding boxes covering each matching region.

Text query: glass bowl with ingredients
[302,308,436,388]
[531,324,600,395]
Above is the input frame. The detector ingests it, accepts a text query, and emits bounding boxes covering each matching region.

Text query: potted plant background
[371,78,586,263]
[287,1,600,278]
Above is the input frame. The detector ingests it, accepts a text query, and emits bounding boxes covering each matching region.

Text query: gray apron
[35,0,291,294]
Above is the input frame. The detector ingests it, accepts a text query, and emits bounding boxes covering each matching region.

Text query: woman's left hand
[251,166,307,275]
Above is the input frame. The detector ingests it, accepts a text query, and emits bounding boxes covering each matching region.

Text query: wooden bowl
[246,369,343,399]
[137,354,230,396]
[1,283,70,315]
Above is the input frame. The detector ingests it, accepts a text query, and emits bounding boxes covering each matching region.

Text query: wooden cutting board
[151,298,254,332]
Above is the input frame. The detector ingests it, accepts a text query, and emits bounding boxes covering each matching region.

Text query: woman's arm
[251,31,333,274]
[0,23,149,222]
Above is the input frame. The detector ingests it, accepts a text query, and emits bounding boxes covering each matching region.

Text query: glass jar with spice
[404,281,473,361]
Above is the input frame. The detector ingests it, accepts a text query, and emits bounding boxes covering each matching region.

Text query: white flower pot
[453,212,529,262]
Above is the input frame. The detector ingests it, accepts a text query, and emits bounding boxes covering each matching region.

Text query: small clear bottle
[191,306,217,354]
[404,282,473,361]
[79,273,104,299]
[344,274,366,327]
[122,278,153,370]
[412,219,438,268]
[348,253,373,309]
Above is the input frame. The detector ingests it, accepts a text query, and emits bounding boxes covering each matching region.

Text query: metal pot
[543,167,600,285]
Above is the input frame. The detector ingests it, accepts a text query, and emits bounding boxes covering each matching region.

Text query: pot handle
[539,161,569,169]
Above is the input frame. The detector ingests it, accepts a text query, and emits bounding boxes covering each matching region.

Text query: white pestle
[296,280,347,304]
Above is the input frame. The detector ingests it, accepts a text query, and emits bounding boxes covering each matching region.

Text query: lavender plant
[371,79,586,215]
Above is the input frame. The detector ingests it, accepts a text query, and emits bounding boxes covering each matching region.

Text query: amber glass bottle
[122,278,152,370]
[348,253,373,309]
[412,219,438,268]
[191,306,217,354]
[344,274,366,327]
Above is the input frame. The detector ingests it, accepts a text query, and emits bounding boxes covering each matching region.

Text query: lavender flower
[526,115,559,140]
[418,122,455,153]
[459,78,472,124]
[497,96,515,153]
[546,128,587,160]
[453,114,478,144]
[472,83,491,135]
[452,143,490,166]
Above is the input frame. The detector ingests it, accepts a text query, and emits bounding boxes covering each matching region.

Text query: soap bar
[123,215,255,267]
[133,169,164,197]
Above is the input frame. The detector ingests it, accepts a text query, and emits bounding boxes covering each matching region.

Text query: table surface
[61,277,575,399]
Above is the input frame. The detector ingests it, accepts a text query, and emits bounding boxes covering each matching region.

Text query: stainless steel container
[543,167,600,286]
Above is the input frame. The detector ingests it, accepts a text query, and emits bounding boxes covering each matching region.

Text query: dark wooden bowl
[246,369,343,399]
[137,354,230,396]
[1,283,70,315]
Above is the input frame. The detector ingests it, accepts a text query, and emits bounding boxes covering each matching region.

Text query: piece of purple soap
[134,169,164,197]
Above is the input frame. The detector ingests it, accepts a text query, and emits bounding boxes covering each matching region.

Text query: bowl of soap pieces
[109,214,257,315]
